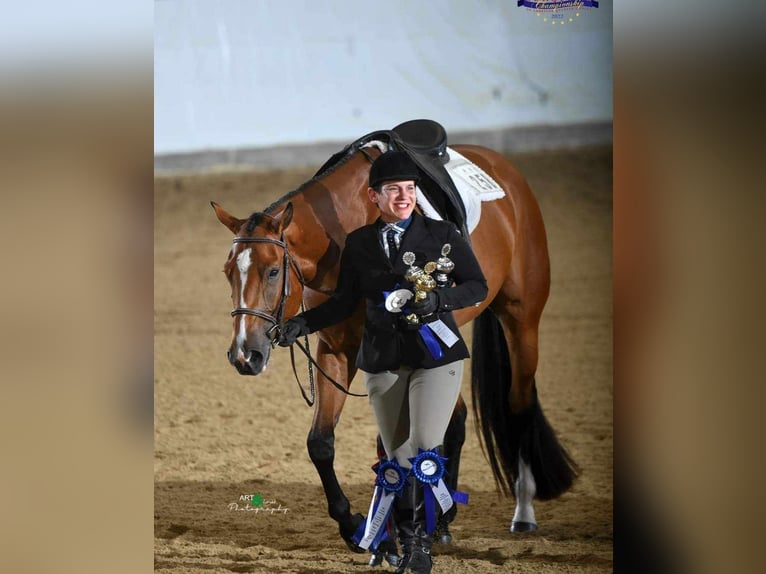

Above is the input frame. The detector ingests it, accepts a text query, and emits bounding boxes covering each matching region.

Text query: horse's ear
[211,201,244,235]
[273,202,294,232]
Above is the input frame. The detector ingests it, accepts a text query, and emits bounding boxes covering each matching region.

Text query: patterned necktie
[385,227,399,262]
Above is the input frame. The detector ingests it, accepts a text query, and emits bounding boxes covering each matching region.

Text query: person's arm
[278,240,361,345]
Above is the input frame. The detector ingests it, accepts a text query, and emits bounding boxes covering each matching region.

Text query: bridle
[230,233,304,333]
[228,231,366,404]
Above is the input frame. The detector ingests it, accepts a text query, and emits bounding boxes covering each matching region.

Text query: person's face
[367,179,417,223]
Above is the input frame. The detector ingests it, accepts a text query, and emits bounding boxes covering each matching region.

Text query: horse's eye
[268,268,280,279]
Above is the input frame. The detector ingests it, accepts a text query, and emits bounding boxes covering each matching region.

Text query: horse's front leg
[306,338,364,552]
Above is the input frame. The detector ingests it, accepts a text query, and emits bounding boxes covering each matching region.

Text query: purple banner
[517,0,599,8]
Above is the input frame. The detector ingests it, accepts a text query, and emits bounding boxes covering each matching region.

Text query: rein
[230,233,366,405]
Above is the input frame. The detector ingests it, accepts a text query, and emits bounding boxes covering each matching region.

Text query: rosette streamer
[417,324,444,360]
[352,458,407,551]
[409,448,469,534]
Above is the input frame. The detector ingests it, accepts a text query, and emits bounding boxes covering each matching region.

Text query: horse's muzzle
[227,346,267,376]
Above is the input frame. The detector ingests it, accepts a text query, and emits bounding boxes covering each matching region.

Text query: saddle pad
[363,141,505,234]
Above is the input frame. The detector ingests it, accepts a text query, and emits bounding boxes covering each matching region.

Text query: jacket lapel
[364,219,392,268]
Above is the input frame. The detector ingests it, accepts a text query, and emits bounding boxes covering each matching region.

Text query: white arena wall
[155,0,612,170]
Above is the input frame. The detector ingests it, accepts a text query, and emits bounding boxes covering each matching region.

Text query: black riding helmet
[369,150,421,189]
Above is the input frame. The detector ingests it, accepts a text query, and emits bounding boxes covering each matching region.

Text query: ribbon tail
[451,488,469,505]
[431,478,454,514]
[352,486,380,547]
[370,512,392,550]
[358,491,395,550]
[418,325,443,360]
[424,485,437,534]
[352,518,367,546]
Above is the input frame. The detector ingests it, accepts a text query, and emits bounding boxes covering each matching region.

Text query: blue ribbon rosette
[409,448,469,534]
[352,457,407,551]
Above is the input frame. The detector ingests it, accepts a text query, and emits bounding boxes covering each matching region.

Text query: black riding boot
[394,477,432,574]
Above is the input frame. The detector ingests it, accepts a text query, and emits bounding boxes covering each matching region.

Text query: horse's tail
[471,308,578,499]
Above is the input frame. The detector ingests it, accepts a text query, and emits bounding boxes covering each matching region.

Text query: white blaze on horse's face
[234,247,253,361]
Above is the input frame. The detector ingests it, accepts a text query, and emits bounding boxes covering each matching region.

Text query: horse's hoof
[368,552,400,567]
[510,521,538,533]
[369,538,400,567]
[433,515,454,544]
[369,553,383,567]
[340,513,366,553]
[434,530,453,545]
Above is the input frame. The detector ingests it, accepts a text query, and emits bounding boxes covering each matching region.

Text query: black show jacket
[300,212,488,373]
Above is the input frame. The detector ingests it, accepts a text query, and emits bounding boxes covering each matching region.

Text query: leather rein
[230,234,366,405]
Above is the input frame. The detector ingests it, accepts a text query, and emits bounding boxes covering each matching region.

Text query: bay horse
[212,143,577,551]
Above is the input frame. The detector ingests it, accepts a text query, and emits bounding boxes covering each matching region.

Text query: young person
[279,150,487,573]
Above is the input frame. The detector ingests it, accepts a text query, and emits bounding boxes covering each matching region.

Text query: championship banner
[517,0,599,7]
[409,448,469,534]
[352,458,407,551]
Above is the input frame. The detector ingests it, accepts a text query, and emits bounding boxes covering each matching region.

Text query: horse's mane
[258,146,363,217]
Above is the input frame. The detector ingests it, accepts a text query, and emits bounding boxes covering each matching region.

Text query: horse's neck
[288,157,375,293]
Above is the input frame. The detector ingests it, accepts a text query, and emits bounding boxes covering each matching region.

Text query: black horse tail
[471,308,578,499]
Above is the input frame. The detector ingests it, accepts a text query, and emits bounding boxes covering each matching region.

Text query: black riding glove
[277,316,309,347]
[409,291,439,316]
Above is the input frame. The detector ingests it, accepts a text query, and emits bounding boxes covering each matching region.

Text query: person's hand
[409,291,439,316]
[277,317,308,347]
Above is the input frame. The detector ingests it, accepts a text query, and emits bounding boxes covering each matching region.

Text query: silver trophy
[435,243,454,288]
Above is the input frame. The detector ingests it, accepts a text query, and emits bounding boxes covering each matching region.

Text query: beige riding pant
[363,361,463,468]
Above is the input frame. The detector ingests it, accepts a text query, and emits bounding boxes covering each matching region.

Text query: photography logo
[517,0,599,26]
[228,493,290,514]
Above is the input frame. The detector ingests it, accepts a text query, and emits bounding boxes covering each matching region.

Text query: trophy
[435,243,454,288]
[383,246,455,325]
[403,252,438,325]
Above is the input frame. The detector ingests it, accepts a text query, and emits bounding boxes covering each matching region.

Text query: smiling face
[367,179,417,223]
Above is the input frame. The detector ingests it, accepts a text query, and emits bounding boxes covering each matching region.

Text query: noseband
[230,234,305,332]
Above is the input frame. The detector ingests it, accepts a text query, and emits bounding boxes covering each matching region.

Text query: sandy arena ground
[154,146,613,573]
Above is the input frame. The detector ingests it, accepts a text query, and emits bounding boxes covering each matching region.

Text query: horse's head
[212,201,303,376]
